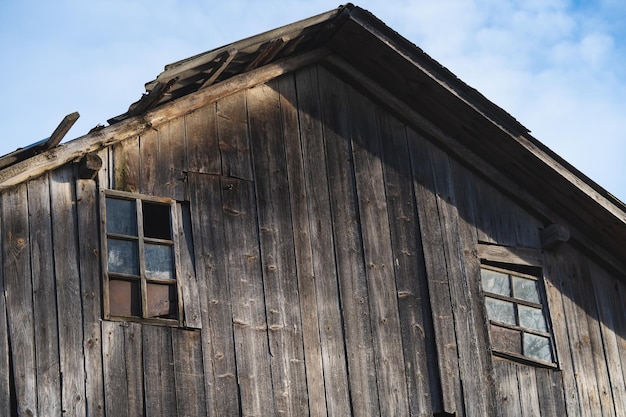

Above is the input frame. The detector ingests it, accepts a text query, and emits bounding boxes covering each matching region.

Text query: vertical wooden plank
[186,103,221,174]
[76,178,105,417]
[409,129,498,416]
[96,148,111,190]
[217,91,253,181]
[102,322,144,417]
[556,249,603,417]
[493,361,522,416]
[279,73,327,417]
[378,110,436,416]
[0,291,11,417]
[28,175,62,416]
[248,79,309,416]
[407,130,462,416]
[172,329,207,416]
[450,159,499,416]
[543,252,582,417]
[346,81,410,416]
[139,128,159,195]
[156,118,187,201]
[221,176,277,416]
[3,183,38,416]
[535,368,567,417]
[50,167,87,417]
[123,323,144,416]
[517,365,541,417]
[102,321,130,417]
[576,256,617,417]
[189,172,239,416]
[143,325,177,417]
[112,135,140,193]
[318,66,380,417]
[294,65,351,416]
[177,203,202,329]
[591,263,626,416]
[601,271,626,416]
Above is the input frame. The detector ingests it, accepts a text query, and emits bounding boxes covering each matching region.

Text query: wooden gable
[0,4,625,417]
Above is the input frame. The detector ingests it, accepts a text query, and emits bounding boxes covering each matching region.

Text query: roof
[1,4,625,275]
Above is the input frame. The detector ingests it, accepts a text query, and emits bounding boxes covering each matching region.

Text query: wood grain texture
[408,129,462,416]
[221,176,277,416]
[379,104,437,416]
[3,183,38,416]
[294,66,351,416]
[176,203,202,329]
[280,72,327,417]
[186,103,221,175]
[217,91,253,181]
[50,167,87,417]
[188,172,239,416]
[28,175,62,416]
[0,290,10,417]
[143,325,177,417]
[248,79,309,416]
[346,78,410,417]
[318,66,380,417]
[76,178,105,417]
[172,329,207,416]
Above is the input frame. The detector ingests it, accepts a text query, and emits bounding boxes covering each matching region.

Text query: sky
[1,0,625,202]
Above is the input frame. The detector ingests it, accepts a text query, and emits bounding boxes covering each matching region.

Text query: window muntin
[102,190,182,324]
[481,264,555,365]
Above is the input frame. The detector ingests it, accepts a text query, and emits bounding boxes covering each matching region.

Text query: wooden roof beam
[46,112,80,149]
[199,49,237,90]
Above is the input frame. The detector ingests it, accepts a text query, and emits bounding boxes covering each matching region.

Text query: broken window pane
[143,201,171,240]
[146,283,177,318]
[490,324,522,354]
[518,305,547,332]
[107,238,139,275]
[523,333,552,362]
[145,244,173,279]
[513,276,540,303]
[485,297,515,325]
[109,279,141,317]
[481,269,510,296]
[106,198,137,236]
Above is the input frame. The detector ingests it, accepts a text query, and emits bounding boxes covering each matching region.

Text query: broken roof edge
[160,3,353,76]
[107,3,353,124]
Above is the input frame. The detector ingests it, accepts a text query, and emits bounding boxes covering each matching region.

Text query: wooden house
[1,4,625,416]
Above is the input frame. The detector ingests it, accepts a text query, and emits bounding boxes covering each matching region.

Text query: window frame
[100,189,183,326]
[478,244,558,369]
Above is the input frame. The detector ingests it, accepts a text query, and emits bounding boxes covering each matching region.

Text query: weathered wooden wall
[0,64,624,417]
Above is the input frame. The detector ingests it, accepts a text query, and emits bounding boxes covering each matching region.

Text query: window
[101,190,182,325]
[481,262,556,366]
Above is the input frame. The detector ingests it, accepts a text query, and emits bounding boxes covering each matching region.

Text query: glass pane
[107,239,139,275]
[106,197,137,236]
[109,279,141,317]
[145,244,173,279]
[146,283,178,318]
[143,201,171,240]
[485,297,515,325]
[490,324,522,354]
[481,269,510,296]
[513,276,540,303]
[518,305,547,332]
[523,333,553,362]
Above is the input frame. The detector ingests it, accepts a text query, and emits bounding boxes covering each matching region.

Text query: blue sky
[1,0,625,202]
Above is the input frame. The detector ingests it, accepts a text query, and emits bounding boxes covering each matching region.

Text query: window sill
[492,350,559,369]
[105,315,182,328]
